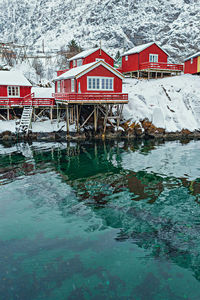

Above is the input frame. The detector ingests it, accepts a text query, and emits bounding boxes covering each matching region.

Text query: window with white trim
[125,56,128,61]
[191,58,193,64]
[96,58,105,62]
[57,81,61,92]
[73,60,76,67]
[87,77,114,91]
[77,59,82,66]
[8,86,20,97]
[71,79,75,92]
[149,54,158,63]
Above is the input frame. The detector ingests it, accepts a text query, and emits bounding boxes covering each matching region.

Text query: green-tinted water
[0,140,200,300]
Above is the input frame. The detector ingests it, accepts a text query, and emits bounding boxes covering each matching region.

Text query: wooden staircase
[17,106,33,135]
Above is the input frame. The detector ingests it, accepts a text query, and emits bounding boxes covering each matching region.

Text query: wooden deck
[0,98,55,107]
[139,62,183,72]
[53,92,129,104]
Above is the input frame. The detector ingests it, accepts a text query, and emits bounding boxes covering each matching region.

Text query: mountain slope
[0,0,200,60]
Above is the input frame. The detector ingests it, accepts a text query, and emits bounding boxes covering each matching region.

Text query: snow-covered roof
[122,42,169,57]
[184,51,200,62]
[32,87,54,98]
[55,61,124,81]
[0,71,32,86]
[68,47,114,61]
[69,48,100,61]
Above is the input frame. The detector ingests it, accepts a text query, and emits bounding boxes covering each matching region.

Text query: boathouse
[184,52,200,74]
[120,42,183,78]
[54,60,128,133]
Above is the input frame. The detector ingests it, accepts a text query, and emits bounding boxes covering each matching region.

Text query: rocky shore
[1,119,200,142]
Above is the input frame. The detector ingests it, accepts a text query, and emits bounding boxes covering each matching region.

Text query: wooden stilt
[103,105,109,134]
[50,107,53,122]
[76,105,79,132]
[94,105,98,133]
[137,71,139,78]
[7,107,9,120]
[66,105,69,134]
[33,108,36,122]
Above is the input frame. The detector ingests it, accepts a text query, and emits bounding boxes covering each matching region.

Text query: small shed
[55,60,124,95]
[0,71,32,99]
[184,52,200,74]
[68,47,114,69]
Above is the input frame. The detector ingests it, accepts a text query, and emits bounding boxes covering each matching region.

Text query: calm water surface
[0,140,200,300]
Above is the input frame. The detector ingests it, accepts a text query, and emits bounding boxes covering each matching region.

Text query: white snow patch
[123,74,200,132]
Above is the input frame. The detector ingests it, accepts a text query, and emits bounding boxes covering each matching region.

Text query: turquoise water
[0,140,200,300]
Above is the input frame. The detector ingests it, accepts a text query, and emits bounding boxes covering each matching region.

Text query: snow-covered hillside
[0,0,200,60]
[123,75,200,132]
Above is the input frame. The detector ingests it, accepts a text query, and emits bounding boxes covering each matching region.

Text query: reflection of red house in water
[120,42,183,79]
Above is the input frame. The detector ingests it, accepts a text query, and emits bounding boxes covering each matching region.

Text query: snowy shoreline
[0,74,200,141]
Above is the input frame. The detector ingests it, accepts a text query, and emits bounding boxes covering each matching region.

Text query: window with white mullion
[8,86,20,97]
[149,54,158,63]
[87,77,114,91]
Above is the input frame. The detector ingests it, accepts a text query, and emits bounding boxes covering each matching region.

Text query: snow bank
[123,74,200,132]
[0,120,76,133]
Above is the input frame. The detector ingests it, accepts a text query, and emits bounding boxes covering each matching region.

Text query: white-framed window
[87,77,114,91]
[8,86,20,97]
[125,56,128,61]
[71,79,75,92]
[191,58,193,64]
[73,60,76,67]
[57,81,61,92]
[77,59,82,67]
[96,58,105,62]
[149,54,158,63]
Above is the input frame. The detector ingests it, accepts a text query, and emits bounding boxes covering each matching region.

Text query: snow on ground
[123,74,200,132]
[0,120,76,133]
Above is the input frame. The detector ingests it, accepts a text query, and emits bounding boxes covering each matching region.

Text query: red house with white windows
[0,71,32,99]
[0,71,55,108]
[120,42,183,78]
[54,60,128,103]
[184,52,200,74]
[69,47,114,69]
[57,47,115,77]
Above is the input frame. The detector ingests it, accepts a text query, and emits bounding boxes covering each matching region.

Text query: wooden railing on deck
[139,62,183,71]
[0,96,55,107]
[53,92,128,102]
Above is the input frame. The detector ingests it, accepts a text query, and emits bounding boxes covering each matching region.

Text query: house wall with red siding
[139,44,168,65]
[121,43,168,73]
[69,49,114,69]
[122,53,139,73]
[184,57,198,74]
[0,85,31,97]
[76,65,122,93]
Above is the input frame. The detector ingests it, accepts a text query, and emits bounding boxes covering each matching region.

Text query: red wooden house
[54,60,128,103]
[184,52,200,74]
[120,42,183,78]
[69,47,114,69]
[0,71,32,106]
[0,71,55,108]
